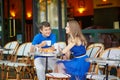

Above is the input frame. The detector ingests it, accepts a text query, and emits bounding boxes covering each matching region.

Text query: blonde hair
[67,20,87,46]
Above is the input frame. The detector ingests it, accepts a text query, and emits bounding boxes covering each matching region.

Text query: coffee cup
[46,40,51,46]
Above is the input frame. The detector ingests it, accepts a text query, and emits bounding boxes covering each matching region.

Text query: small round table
[37,52,57,73]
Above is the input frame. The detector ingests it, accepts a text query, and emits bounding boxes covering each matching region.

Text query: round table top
[35,52,57,57]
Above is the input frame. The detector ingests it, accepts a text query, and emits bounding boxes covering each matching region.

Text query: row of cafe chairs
[0,41,19,79]
[0,41,34,80]
[1,41,119,80]
[0,41,68,80]
[86,43,120,80]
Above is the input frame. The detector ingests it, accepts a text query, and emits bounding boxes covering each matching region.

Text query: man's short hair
[38,21,50,30]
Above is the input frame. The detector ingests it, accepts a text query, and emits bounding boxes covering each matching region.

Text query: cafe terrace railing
[82,29,120,42]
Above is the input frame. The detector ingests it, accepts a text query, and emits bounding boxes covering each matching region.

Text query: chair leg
[0,52,3,59]
[117,68,120,78]
[33,76,37,80]
[1,64,5,79]
[20,66,34,80]
[15,66,22,80]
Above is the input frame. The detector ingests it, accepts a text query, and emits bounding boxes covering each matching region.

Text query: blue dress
[57,45,90,80]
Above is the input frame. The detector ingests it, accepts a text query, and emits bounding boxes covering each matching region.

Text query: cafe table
[35,51,57,73]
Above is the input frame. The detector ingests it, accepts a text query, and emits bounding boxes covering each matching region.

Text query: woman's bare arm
[62,42,75,54]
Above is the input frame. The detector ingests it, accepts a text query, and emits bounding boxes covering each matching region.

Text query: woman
[55,20,90,80]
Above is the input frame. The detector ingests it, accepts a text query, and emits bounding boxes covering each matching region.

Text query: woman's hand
[60,53,70,60]
[58,46,63,53]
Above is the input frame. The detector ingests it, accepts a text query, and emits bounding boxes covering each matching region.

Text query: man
[30,21,56,80]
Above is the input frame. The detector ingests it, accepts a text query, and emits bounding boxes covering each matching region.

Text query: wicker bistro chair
[86,43,106,80]
[86,43,105,73]
[86,43,104,58]
[0,41,19,79]
[0,41,19,60]
[99,48,120,79]
[5,42,33,80]
[87,48,120,80]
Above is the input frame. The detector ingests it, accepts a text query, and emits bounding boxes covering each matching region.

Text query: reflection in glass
[37,0,65,29]
[38,0,46,22]
[47,0,58,29]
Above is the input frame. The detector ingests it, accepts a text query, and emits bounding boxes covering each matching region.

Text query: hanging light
[102,0,107,2]
[78,0,86,13]
[27,12,32,18]
[78,7,85,13]
[10,4,16,18]
[10,11,16,18]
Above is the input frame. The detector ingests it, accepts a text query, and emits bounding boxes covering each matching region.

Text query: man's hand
[35,41,47,48]
[40,41,47,47]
